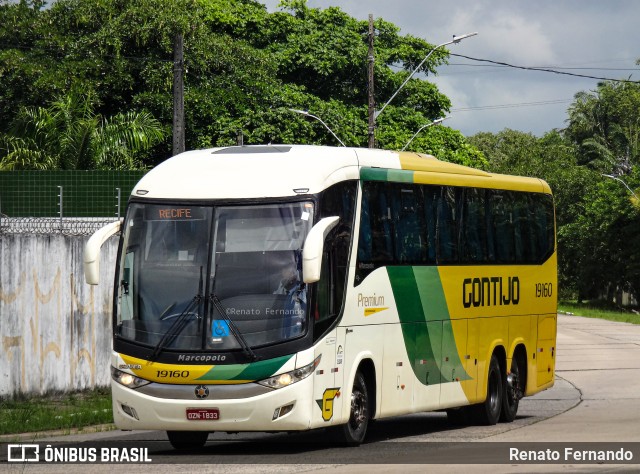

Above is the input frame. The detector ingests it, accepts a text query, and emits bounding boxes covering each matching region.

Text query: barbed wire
[0,217,120,236]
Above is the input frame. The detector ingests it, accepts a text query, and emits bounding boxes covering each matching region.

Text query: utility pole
[172,33,185,156]
[367,14,375,149]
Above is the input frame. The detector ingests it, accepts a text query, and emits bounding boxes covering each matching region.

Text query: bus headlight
[257,355,321,389]
[111,366,150,389]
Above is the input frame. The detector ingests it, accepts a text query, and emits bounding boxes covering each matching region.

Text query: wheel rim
[488,369,500,414]
[506,363,520,408]
[349,388,367,431]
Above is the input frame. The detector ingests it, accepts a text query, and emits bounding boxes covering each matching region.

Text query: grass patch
[0,387,113,435]
[559,301,640,324]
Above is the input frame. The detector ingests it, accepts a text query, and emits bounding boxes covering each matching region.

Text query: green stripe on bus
[387,169,414,183]
[360,168,414,183]
[360,168,389,181]
[195,355,293,382]
[387,266,470,385]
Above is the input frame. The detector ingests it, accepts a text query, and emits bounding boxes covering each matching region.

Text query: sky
[260,0,640,137]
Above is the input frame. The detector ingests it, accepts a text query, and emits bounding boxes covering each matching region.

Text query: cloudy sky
[261,0,640,137]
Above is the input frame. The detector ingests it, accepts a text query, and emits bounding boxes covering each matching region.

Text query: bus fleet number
[535,283,553,298]
[156,370,190,378]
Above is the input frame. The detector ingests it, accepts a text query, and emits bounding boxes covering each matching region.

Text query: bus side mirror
[303,216,339,284]
[84,219,122,285]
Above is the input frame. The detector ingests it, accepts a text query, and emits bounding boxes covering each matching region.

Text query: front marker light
[257,355,321,389]
[111,366,150,389]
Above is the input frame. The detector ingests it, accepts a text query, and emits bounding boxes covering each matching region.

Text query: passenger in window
[274,258,306,338]
[274,266,299,295]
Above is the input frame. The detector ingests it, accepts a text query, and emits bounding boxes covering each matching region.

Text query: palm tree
[0,89,165,170]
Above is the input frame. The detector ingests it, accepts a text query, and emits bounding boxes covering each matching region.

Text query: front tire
[167,430,209,450]
[338,371,370,446]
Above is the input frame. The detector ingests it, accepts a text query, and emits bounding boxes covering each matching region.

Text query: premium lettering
[357,293,385,307]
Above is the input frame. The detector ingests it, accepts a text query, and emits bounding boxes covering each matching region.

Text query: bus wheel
[166,431,209,450]
[472,354,503,425]
[501,355,524,422]
[339,371,370,446]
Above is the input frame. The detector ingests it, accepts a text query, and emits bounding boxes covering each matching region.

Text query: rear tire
[338,371,370,446]
[166,430,209,450]
[470,354,503,425]
[500,354,524,422]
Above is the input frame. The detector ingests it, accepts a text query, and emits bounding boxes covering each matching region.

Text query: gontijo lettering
[463,276,520,308]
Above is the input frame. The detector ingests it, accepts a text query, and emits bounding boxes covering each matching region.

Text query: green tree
[0,88,165,170]
[0,0,485,168]
[566,81,640,174]
[561,80,640,301]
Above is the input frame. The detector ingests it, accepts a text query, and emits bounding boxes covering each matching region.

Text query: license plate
[186,408,219,421]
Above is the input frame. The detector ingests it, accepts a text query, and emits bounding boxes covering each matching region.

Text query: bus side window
[314,253,332,338]
[462,187,487,263]
[390,185,426,263]
[316,181,356,339]
[357,185,372,263]
[423,186,438,263]
[531,193,555,262]
[373,187,393,261]
[356,182,392,283]
[491,190,515,264]
[314,240,348,341]
[437,186,460,264]
[513,192,533,263]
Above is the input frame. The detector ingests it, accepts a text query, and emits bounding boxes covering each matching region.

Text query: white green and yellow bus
[84,144,557,449]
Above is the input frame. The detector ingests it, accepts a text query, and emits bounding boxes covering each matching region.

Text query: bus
[84,144,557,449]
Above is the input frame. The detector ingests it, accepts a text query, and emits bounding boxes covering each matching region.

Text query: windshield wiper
[209,293,258,361]
[149,268,204,362]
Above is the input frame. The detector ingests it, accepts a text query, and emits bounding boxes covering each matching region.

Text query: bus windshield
[116,201,314,353]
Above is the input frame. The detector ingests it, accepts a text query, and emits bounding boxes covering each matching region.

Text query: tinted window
[355,181,555,284]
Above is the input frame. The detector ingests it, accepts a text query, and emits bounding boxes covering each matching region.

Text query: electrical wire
[449,53,640,83]
[451,99,572,112]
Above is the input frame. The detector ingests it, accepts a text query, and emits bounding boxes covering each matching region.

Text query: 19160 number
[157,370,189,378]
[535,282,553,298]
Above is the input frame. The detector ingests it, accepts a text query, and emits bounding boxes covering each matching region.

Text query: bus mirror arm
[302,216,339,284]
[84,219,122,285]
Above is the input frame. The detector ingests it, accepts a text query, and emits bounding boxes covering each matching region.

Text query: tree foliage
[0,88,165,170]
[0,0,485,168]
[566,81,640,174]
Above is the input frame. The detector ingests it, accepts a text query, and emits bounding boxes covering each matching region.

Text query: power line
[447,63,639,71]
[449,53,640,83]
[452,99,572,112]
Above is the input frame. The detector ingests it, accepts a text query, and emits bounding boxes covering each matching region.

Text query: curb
[0,423,116,442]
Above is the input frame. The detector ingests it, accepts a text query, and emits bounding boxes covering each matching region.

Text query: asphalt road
[3,314,640,473]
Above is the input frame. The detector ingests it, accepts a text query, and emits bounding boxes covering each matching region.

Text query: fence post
[116,187,121,219]
[58,186,63,231]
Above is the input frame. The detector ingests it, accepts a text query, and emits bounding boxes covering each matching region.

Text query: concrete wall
[0,234,118,398]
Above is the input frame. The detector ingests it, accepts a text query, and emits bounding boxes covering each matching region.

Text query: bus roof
[132,145,551,200]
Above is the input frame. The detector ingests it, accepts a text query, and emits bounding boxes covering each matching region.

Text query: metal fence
[0,216,120,236]
[0,170,145,216]
[0,170,144,235]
